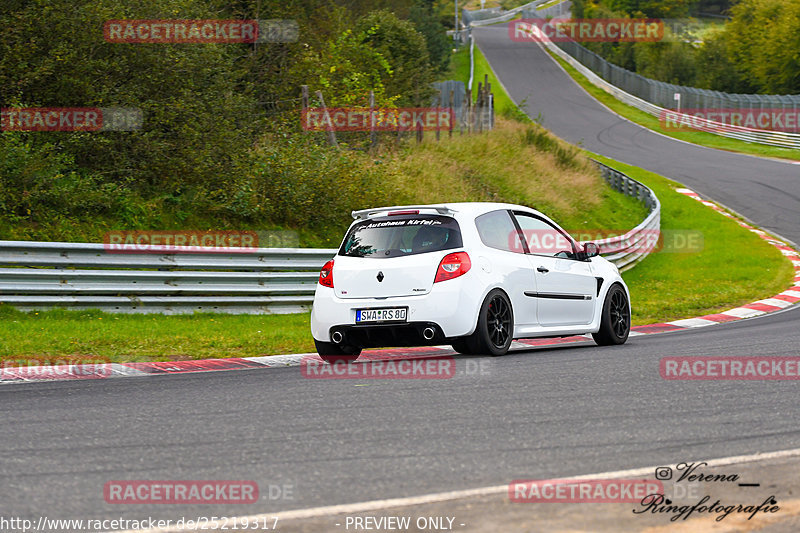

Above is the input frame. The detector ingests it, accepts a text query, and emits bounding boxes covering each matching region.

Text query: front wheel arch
[592,282,630,346]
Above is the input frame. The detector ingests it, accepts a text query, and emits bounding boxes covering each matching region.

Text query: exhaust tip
[422,327,435,341]
[331,331,344,344]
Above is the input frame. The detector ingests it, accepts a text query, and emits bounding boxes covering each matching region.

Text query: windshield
[339,215,462,258]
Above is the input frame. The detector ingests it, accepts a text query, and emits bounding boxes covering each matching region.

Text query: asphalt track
[3,308,800,524]
[2,22,800,529]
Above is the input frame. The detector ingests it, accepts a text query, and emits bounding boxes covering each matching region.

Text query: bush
[245,135,397,233]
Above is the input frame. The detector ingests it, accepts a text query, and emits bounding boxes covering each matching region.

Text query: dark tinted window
[339,215,462,258]
[475,210,525,253]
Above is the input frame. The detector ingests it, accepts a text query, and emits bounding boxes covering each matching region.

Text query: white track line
[116,447,800,532]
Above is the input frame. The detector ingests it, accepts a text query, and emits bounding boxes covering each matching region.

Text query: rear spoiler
[351,205,456,220]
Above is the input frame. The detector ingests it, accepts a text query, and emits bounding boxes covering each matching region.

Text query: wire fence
[523,0,800,116]
[550,39,800,119]
[431,78,494,134]
[513,0,800,147]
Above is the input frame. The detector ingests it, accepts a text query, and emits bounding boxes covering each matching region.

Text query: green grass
[470,44,525,119]
[0,307,316,363]
[546,48,800,161]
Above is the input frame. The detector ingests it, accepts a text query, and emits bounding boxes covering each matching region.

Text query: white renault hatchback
[311,203,630,362]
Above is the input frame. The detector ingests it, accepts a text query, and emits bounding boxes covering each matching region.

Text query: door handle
[537,266,549,273]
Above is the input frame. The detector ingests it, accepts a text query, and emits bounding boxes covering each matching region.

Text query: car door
[512,211,597,327]
[474,209,540,334]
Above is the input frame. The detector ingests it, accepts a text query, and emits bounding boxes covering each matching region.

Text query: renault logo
[377,271,384,282]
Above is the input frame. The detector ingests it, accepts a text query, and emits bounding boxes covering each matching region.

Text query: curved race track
[1,22,799,528]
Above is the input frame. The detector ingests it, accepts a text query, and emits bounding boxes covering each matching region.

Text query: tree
[409,0,451,73]
[355,10,435,105]
[0,0,260,192]
[722,0,800,94]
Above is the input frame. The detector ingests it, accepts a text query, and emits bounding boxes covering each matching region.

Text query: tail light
[319,260,334,288]
[434,252,471,283]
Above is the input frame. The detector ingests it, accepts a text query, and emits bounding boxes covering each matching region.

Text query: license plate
[356,307,408,323]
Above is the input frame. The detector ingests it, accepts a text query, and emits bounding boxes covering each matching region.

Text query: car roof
[352,202,547,220]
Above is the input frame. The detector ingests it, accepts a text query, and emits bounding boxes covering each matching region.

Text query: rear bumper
[331,322,445,348]
[310,277,483,344]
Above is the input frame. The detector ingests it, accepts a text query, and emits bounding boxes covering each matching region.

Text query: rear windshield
[339,215,462,258]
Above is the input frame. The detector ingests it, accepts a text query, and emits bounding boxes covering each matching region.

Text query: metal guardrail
[588,161,661,272]
[0,242,337,314]
[461,7,503,26]
[526,1,800,148]
[464,0,548,27]
[0,164,658,314]
[522,0,571,17]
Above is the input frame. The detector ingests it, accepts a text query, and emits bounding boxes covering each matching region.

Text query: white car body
[311,203,630,356]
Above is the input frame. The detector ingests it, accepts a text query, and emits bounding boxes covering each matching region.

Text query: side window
[513,212,575,257]
[475,210,525,253]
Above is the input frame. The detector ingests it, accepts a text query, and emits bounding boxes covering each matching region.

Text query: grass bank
[0,308,316,362]
[387,118,648,231]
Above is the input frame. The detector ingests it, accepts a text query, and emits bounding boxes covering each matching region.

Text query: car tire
[314,340,362,364]
[461,289,514,356]
[592,283,630,346]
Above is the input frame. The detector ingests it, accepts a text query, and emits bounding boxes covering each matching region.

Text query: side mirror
[578,242,600,260]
